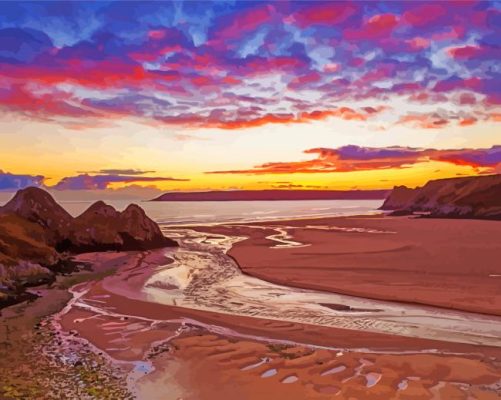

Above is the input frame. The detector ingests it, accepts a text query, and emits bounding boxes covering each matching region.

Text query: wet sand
[150,333,501,400]
[57,259,501,399]
[196,216,501,316]
[5,214,500,399]
[50,218,501,399]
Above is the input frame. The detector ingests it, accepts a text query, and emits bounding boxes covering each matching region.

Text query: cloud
[0,170,45,191]
[0,2,498,129]
[0,169,188,193]
[51,174,189,190]
[0,27,53,63]
[206,145,501,175]
[154,106,385,130]
[77,169,156,175]
[287,3,358,28]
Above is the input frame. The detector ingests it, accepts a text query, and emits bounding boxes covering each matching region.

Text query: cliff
[65,201,177,252]
[152,189,389,201]
[381,174,501,220]
[0,187,176,306]
[0,187,176,252]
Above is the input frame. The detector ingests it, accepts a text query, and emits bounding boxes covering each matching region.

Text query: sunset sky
[0,1,500,196]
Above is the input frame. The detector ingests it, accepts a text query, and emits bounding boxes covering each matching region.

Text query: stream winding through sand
[111,225,501,348]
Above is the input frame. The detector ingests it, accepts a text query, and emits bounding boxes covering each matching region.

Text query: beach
[1,214,501,399]
[199,215,501,315]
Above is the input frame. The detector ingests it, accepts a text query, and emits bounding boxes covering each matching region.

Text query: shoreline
[2,214,501,398]
[159,210,385,228]
[62,278,501,357]
[188,214,501,317]
[52,244,501,399]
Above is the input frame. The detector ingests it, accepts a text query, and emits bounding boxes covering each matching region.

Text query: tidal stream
[111,225,501,349]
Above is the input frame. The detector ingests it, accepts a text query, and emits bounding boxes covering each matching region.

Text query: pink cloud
[345,14,399,40]
[288,3,358,28]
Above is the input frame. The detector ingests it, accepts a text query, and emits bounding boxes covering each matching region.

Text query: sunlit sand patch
[281,375,298,384]
[261,368,278,378]
[397,378,408,391]
[365,372,382,388]
[84,298,107,304]
[73,313,101,324]
[106,346,130,352]
[320,303,382,313]
[315,385,340,395]
[241,357,272,371]
[108,336,127,344]
[342,358,373,383]
[101,321,130,331]
[133,361,154,374]
[320,364,346,376]
[303,224,395,234]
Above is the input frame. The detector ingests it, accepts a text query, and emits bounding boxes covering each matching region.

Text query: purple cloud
[0,1,499,129]
[0,170,45,191]
[207,145,501,175]
[77,169,156,176]
[52,174,189,190]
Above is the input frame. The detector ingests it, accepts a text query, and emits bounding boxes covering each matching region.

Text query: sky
[0,0,500,197]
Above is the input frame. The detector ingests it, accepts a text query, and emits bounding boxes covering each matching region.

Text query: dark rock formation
[1,187,73,245]
[0,187,177,253]
[381,174,501,220]
[64,202,177,252]
[0,187,177,306]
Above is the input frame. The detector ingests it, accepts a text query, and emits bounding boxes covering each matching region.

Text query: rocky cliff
[0,187,177,252]
[381,174,501,219]
[0,187,177,305]
[1,187,73,245]
[65,201,176,252]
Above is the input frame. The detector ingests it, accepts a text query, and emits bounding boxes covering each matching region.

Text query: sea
[57,199,384,225]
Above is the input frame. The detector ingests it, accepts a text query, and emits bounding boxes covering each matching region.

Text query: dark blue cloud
[0,170,44,191]
[52,174,189,190]
[0,28,53,64]
[77,169,156,175]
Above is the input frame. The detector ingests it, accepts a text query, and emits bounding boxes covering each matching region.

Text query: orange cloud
[206,145,501,175]
[154,106,386,130]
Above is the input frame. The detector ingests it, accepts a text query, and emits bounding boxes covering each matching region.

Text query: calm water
[58,199,384,225]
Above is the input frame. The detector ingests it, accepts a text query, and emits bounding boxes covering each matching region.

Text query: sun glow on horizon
[0,1,499,195]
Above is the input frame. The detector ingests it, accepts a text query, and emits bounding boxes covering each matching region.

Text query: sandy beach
[56,251,501,399]
[197,215,501,316]
[2,214,501,399]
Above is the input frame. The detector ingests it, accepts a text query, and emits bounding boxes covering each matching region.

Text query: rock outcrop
[1,187,73,245]
[64,201,177,252]
[0,187,177,305]
[381,174,501,220]
[0,187,177,253]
